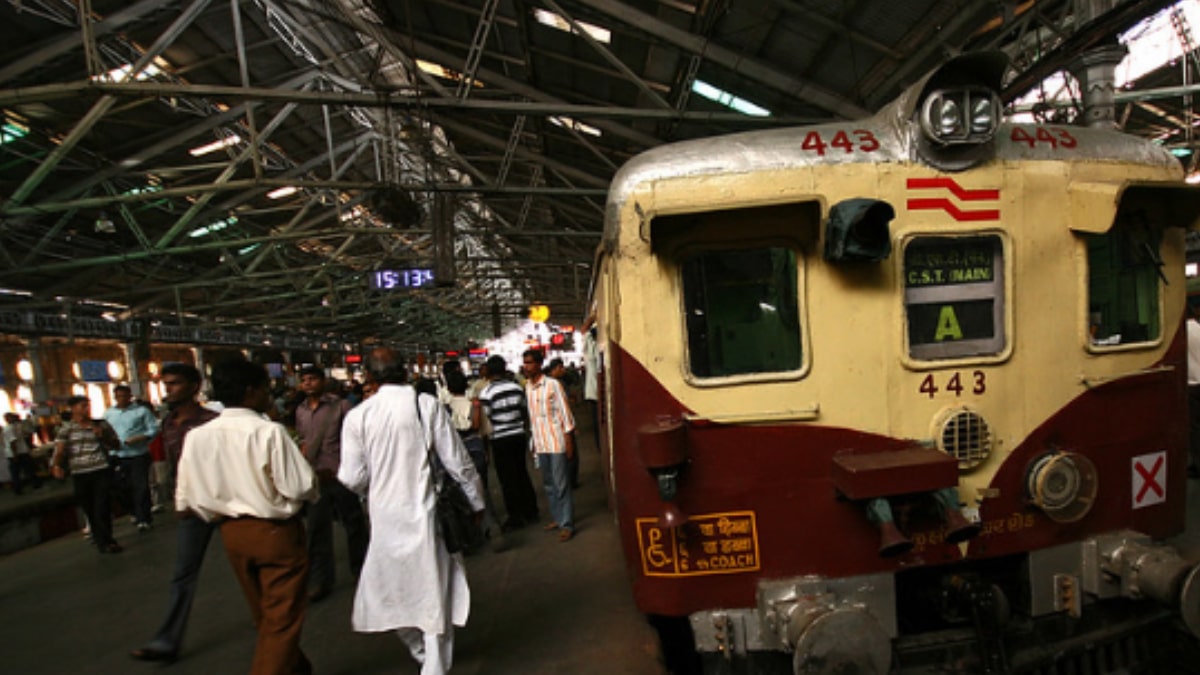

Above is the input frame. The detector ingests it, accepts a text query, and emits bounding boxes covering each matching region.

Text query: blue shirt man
[104,385,159,530]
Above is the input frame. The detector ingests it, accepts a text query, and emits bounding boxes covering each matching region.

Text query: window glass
[904,235,1005,360]
[682,247,801,377]
[1086,226,1161,346]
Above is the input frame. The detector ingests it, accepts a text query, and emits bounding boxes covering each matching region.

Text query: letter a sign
[1131,451,1166,509]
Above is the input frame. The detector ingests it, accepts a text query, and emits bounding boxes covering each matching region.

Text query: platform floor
[0,420,667,675]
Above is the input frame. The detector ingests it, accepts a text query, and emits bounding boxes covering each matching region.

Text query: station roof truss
[0,0,1190,351]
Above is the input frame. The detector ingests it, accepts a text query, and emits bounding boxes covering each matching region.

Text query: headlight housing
[919,88,1000,146]
[1025,451,1098,523]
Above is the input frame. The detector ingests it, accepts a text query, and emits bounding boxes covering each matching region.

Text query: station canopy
[0,0,1191,351]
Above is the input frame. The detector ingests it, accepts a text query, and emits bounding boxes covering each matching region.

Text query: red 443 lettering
[801,129,880,155]
[1010,126,1077,149]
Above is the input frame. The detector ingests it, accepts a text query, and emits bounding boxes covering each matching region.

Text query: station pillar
[24,337,50,403]
[122,342,146,399]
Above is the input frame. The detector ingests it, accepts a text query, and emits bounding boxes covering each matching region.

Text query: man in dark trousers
[130,363,219,663]
[295,365,368,602]
[478,355,539,530]
[175,359,318,674]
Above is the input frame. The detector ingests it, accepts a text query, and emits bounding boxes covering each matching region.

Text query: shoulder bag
[415,391,481,554]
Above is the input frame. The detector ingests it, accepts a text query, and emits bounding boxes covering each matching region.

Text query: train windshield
[1086,225,1162,346]
[904,235,1006,360]
[681,247,801,377]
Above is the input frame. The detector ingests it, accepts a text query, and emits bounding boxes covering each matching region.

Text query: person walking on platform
[478,355,539,531]
[104,385,159,532]
[4,412,41,494]
[523,350,577,542]
[295,365,368,603]
[175,359,319,675]
[1189,301,1200,477]
[339,349,485,675]
[130,363,219,663]
[51,396,122,553]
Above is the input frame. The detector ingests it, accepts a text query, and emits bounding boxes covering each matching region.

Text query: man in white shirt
[339,349,484,675]
[3,413,40,494]
[176,359,319,675]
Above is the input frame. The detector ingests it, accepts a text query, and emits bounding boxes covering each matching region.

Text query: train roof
[602,52,1182,250]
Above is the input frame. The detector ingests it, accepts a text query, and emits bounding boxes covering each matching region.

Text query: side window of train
[681,247,802,377]
[1085,226,1162,347]
[903,235,1006,360]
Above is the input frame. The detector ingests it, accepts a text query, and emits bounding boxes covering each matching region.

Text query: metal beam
[3,0,214,208]
[0,80,814,125]
[572,0,869,119]
[0,0,174,84]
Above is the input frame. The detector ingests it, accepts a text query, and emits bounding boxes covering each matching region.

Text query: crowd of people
[0,346,592,675]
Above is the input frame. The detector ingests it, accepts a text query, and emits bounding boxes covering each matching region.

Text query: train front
[596,52,1200,673]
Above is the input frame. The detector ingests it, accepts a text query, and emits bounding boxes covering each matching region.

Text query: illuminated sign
[529,304,550,323]
[345,354,362,364]
[369,268,435,290]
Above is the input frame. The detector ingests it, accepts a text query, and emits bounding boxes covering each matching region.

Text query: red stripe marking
[906,177,1000,201]
[906,198,1000,222]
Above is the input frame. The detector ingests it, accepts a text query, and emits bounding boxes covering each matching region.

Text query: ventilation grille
[936,408,991,471]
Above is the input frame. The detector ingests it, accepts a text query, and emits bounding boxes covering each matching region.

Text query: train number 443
[919,371,986,398]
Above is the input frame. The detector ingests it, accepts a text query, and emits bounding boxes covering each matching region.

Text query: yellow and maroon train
[592,52,1200,673]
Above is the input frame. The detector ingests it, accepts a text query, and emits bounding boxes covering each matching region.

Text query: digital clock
[369,268,435,290]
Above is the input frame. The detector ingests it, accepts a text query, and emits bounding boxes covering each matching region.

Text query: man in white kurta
[339,354,485,675]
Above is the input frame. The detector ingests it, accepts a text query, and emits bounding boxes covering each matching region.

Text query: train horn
[878,520,914,558]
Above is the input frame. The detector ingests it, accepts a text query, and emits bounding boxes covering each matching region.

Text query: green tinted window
[1086,227,1161,346]
[682,247,801,377]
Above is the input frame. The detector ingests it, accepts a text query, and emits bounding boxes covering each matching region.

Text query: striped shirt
[526,375,575,455]
[55,421,112,475]
[479,379,526,439]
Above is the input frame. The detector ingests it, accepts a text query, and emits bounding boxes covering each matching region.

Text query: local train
[591,51,1200,674]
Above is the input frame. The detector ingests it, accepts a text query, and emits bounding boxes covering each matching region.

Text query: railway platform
[0,413,667,675]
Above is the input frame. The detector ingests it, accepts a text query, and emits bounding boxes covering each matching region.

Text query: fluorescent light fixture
[691,80,771,116]
[237,243,262,256]
[1188,173,1200,185]
[549,115,602,137]
[1188,262,1199,277]
[0,118,28,145]
[188,215,238,238]
[267,186,299,200]
[533,8,611,43]
[189,134,241,157]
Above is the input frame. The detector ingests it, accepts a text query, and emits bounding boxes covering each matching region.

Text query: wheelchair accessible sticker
[636,511,760,577]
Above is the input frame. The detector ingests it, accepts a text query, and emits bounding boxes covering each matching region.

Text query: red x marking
[1135,455,1164,503]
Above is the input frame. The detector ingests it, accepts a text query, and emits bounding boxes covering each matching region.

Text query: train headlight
[920,88,999,146]
[1025,452,1098,523]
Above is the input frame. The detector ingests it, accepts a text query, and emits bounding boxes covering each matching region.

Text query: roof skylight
[533,8,611,44]
[549,115,602,137]
[416,59,484,88]
[189,134,242,157]
[691,80,771,117]
[92,57,171,83]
